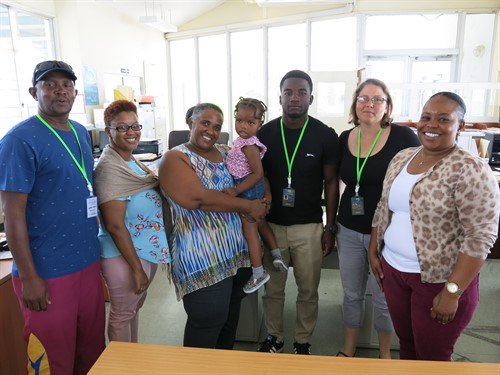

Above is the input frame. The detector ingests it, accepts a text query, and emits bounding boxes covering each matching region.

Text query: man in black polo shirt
[257,70,339,355]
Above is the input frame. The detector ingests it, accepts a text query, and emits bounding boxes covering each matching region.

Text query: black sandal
[336,350,356,357]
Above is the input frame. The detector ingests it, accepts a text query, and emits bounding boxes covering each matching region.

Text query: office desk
[89,342,499,375]
[0,259,27,375]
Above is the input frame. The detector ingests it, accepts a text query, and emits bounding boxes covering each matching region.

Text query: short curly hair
[234,97,267,122]
[103,100,137,126]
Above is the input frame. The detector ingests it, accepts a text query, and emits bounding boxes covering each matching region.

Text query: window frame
[166,9,499,139]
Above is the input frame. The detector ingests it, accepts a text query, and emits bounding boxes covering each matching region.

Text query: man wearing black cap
[0,61,104,374]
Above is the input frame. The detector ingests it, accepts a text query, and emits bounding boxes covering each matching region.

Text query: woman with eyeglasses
[94,100,171,343]
[369,92,499,361]
[335,79,420,359]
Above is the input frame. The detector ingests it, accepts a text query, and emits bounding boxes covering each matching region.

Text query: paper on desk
[0,251,12,260]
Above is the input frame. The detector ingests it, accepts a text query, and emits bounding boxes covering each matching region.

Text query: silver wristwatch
[445,281,464,296]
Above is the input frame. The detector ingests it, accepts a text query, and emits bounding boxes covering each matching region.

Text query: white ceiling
[93,0,225,28]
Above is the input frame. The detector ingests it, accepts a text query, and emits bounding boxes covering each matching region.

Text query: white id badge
[282,187,295,207]
[86,196,98,218]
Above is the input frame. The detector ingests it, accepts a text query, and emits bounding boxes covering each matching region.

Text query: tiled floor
[111,256,500,363]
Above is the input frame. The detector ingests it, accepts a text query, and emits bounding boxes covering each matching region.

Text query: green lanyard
[280,116,309,187]
[355,127,383,195]
[35,114,93,195]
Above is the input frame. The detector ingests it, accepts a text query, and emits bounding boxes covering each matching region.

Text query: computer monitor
[99,130,109,151]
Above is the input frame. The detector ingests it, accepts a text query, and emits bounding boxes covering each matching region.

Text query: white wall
[7,0,168,124]
[54,2,168,122]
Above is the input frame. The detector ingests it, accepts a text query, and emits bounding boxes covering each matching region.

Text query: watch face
[447,283,458,293]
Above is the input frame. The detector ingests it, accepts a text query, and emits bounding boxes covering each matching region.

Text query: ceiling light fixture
[139,1,178,33]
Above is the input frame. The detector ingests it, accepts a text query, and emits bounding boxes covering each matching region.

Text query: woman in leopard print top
[368,92,500,361]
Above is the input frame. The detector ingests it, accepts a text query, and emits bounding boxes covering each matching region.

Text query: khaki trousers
[262,222,323,343]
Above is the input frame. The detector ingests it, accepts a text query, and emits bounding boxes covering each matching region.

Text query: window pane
[389,89,404,118]
[199,34,229,130]
[268,23,307,120]
[15,11,54,89]
[170,39,196,130]
[365,14,458,50]
[471,89,487,117]
[231,29,264,126]
[316,82,345,117]
[411,60,451,83]
[311,17,357,71]
[366,60,405,83]
[0,5,22,138]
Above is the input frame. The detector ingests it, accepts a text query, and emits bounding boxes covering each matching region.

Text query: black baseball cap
[32,60,77,86]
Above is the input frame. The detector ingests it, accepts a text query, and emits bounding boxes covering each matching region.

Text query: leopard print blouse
[372,146,500,283]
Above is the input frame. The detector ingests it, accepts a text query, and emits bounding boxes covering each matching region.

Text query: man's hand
[21,275,50,311]
[321,231,335,257]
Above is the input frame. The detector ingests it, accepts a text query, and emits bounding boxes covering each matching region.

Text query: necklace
[418,146,456,167]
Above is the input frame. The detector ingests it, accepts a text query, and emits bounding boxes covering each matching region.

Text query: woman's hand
[367,227,383,290]
[222,187,238,197]
[430,289,459,324]
[246,199,267,222]
[133,269,150,295]
[368,252,384,291]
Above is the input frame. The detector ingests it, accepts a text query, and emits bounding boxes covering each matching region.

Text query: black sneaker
[293,342,311,355]
[258,335,284,353]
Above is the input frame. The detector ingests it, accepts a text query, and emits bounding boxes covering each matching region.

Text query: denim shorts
[234,177,265,200]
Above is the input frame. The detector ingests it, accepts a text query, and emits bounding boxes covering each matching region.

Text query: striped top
[165,144,250,300]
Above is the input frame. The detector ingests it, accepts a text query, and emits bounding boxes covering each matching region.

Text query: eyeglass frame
[356,95,387,105]
[106,124,143,132]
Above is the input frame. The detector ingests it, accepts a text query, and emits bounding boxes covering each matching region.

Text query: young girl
[225,97,287,294]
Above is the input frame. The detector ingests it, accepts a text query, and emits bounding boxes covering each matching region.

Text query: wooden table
[0,259,27,375]
[89,342,500,375]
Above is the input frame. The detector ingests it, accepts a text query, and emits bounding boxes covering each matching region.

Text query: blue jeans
[336,223,394,333]
[182,267,251,349]
[234,177,265,200]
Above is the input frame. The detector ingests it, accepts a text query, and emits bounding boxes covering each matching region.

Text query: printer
[133,139,163,156]
[95,130,163,158]
[484,132,500,166]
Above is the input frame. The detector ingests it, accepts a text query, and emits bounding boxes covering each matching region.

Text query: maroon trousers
[381,257,479,361]
[13,261,105,374]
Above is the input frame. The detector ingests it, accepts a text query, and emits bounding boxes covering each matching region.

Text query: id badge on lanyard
[282,187,295,207]
[36,114,98,218]
[87,189,98,218]
[351,194,364,216]
[353,127,383,216]
[280,117,309,209]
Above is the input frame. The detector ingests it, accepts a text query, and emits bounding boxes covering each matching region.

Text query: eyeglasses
[356,96,387,105]
[107,124,143,132]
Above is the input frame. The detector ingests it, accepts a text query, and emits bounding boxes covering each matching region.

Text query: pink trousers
[101,256,157,342]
